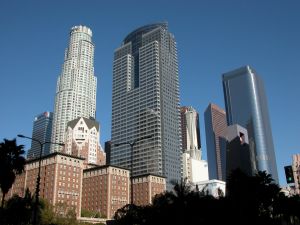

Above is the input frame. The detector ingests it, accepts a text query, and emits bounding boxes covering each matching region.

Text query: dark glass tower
[222,65,278,182]
[27,112,53,159]
[111,23,182,190]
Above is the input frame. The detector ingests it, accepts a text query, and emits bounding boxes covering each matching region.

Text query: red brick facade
[7,153,85,217]
[132,174,166,206]
[82,166,130,219]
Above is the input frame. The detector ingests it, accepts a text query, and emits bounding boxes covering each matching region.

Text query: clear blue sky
[1,0,299,186]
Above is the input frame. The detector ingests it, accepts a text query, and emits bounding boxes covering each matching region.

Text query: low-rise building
[82,165,130,219]
[7,152,85,217]
[193,179,226,198]
[132,174,166,206]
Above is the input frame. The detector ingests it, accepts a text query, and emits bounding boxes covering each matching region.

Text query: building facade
[222,65,278,182]
[8,152,85,217]
[182,152,208,183]
[51,25,97,152]
[27,112,53,159]
[111,23,182,190]
[64,117,105,167]
[132,174,166,206]
[193,179,226,198]
[225,124,255,183]
[204,103,227,181]
[81,165,130,219]
[292,154,300,194]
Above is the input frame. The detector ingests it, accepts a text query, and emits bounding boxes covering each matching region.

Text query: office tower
[204,103,227,181]
[51,25,97,152]
[111,23,182,190]
[222,65,278,182]
[292,154,300,194]
[27,112,53,159]
[104,141,111,165]
[225,124,254,179]
[181,106,201,151]
[64,117,106,167]
[181,106,208,183]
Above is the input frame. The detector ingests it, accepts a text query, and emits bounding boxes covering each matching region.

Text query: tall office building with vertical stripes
[204,103,227,181]
[51,25,97,152]
[111,23,182,190]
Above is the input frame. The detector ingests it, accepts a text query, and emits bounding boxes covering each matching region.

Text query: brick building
[82,165,130,219]
[132,174,166,206]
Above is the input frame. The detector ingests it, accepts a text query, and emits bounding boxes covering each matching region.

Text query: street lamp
[113,135,153,204]
[17,134,64,225]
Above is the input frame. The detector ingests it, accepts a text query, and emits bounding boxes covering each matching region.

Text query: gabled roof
[67,117,99,131]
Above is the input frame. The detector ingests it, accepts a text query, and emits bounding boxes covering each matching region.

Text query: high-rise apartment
[51,25,97,152]
[111,23,182,190]
[222,65,278,182]
[204,103,227,181]
[27,112,53,159]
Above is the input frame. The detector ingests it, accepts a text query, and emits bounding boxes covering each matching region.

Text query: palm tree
[0,138,26,208]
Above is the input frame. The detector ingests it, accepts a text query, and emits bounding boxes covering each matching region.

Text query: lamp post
[113,135,153,204]
[17,134,64,225]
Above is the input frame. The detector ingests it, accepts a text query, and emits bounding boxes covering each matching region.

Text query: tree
[5,189,33,225]
[0,138,26,208]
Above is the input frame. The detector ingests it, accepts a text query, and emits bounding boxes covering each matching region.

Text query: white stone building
[64,117,105,167]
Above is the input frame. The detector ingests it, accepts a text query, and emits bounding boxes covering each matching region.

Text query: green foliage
[40,200,78,225]
[0,138,26,208]
[0,188,33,225]
[81,208,101,218]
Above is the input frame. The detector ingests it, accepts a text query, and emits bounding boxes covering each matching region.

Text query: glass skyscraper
[27,112,53,159]
[51,25,97,152]
[111,23,182,190]
[222,65,278,182]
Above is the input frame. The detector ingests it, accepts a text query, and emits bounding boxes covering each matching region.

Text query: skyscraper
[181,106,208,183]
[51,25,97,152]
[111,23,182,189]
[27,112,53,159]
[204,103,227,181]
[222,65,278,182]
[180,106,201,151]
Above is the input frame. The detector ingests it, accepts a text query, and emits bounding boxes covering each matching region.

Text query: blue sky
[0,0,299,186]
